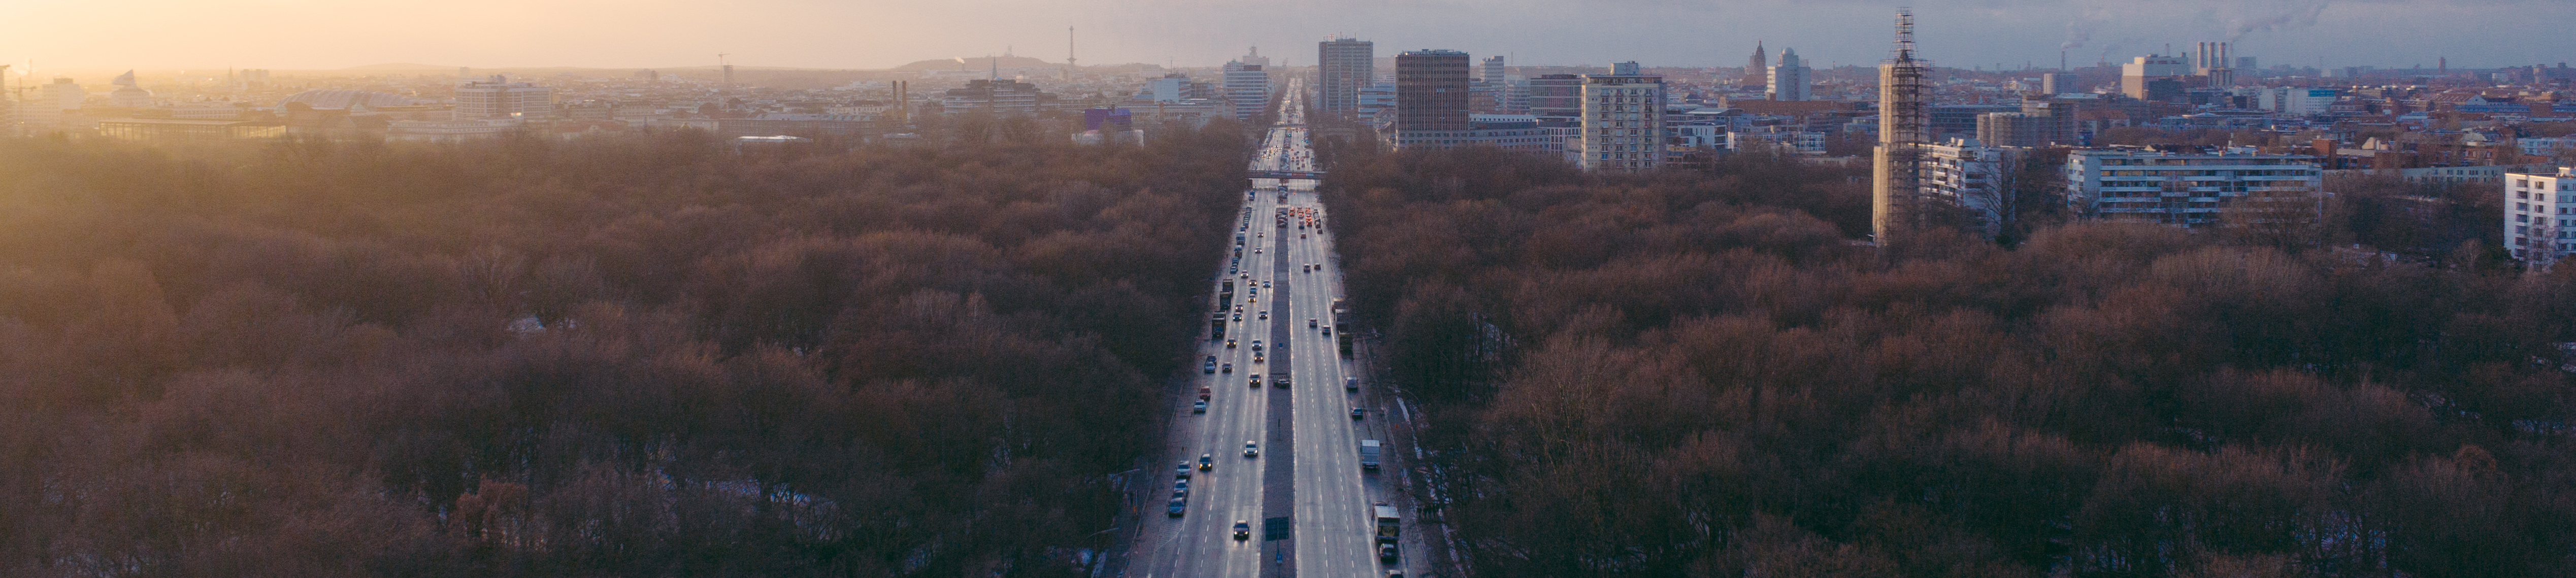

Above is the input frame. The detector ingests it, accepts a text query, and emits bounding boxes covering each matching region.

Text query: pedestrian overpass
[1247,170,1326,181]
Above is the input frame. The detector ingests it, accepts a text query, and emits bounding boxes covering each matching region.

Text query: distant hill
[895,55,1056,72]
[339,62,463,72]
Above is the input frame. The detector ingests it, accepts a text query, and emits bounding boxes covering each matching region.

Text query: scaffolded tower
[1872,9,1931,244]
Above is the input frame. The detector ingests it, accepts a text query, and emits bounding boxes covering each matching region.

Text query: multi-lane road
[1127,78,1423,578]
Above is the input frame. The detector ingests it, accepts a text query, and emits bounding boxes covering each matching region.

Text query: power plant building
[2120,55,2190,101]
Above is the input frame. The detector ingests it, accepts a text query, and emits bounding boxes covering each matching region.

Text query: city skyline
[4,0,2569,74]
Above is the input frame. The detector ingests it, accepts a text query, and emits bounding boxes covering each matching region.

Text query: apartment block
[2065,147,2323,228]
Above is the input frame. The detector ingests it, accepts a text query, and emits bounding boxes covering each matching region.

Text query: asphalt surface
[1128,79,1421,578]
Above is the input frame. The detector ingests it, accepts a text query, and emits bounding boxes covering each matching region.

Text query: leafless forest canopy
[0,119,1249,576]
[1321,145,2570,577]
[0,120,2567,577]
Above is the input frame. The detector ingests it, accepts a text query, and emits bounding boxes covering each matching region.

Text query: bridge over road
[1246,170,1325,181]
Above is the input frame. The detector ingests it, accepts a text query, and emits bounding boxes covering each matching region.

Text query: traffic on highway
[1127,77,1423,578]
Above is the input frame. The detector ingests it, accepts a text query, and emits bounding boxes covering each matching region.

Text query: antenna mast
[1066,26,1077,80]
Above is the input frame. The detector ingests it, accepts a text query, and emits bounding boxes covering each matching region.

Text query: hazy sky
[6,0,2570,74]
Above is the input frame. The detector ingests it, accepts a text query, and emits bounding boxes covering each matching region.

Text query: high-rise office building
[1318,38,1374,115]
[1528,74,1583,118]
[1224,52,1271,121]
[38,78,84,111]
[1768,48,1812,100]
[1396,50,1471,132]
[1476,55,1518,114]
[1580,61,1665,172]
[1874,10,1931,244]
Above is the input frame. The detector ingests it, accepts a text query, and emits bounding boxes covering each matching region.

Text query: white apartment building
[2257,87,2340,115]
[1728,126,1827,156]
[2065,147,2323,228]
[1921,138,2025,236]
[454,76,553,119]
[2520,137,2576,159]
[2507,167,2576,263]
[1580,62,1665,172]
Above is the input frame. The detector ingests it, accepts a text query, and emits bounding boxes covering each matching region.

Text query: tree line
[0,118,1248,576]
[1319,146,2571,577]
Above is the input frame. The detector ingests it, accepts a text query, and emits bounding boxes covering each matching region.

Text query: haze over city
[7,0,2576,576]
[8,0,2571,73]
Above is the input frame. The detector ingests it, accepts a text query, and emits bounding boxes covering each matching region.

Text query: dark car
[1177,463,1192,478]
[1220,363,1232,373]
[1378,543,1399,562]
[1352,407,1365,420]
[1227,339,1237,349]
[1199,454,1214,470]
[1167,499,1187,517]
[1192,400,1208,413]
[1204,360,1216,373]
[1233,521,1252,541]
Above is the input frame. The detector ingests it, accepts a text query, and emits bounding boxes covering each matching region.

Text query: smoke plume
[2228,1,2332,42]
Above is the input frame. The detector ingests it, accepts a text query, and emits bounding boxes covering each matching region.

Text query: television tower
[1872,8,1931,245]
[1066,26,1077,80]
